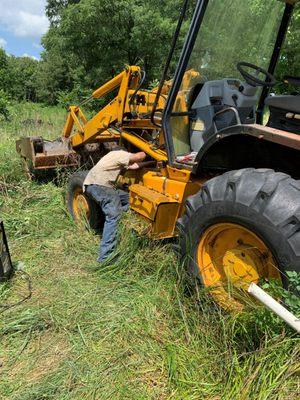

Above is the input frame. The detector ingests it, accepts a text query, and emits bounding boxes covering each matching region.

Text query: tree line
[0,0,299,115]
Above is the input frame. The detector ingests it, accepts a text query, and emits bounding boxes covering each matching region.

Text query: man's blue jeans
[85,185,129,262]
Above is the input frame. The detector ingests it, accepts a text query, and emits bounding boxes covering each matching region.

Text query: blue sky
[0,0,49,60]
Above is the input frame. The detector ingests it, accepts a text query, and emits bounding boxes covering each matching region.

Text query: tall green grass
[0,103,299,399]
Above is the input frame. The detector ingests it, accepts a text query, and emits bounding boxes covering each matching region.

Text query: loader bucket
[16,136,79,178]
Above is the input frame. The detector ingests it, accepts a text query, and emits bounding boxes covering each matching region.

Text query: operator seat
[265,92,300,134]
[265,95,300,114]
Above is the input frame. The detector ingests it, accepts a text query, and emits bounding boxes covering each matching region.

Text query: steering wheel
[237,62,276,87]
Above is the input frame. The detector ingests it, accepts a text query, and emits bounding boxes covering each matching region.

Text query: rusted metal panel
[16,137,38,159]
[16,136,80,170]
[34,154,79,169]
[244,124,300,151]
[193,123,300,174]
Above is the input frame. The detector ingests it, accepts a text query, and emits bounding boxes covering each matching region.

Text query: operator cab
[189,62,275,152]
[162,0,300,165]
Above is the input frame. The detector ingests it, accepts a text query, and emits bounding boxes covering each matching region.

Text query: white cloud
[33,42,42,49]
[0,37,7,48]
[22,53,39,61]
[0,0,49,38]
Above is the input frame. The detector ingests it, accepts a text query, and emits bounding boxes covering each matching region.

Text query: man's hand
[127,163,140,170]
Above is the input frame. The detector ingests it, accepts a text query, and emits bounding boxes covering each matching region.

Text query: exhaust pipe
[248,283,300,334]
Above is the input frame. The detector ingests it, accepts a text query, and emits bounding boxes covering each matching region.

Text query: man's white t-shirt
[83,150,131,189]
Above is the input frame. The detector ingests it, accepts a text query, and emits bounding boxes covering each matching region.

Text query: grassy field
[0,103,299,399]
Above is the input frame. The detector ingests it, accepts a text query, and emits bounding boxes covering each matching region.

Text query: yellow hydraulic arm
[62,65,142,148]
[61,65,199,163]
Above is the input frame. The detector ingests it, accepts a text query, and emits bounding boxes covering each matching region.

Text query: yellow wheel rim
[72,188,90,221]
[197,223,281,310]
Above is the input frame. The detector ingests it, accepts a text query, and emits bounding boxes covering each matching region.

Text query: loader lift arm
[63,66,142,147]
[16,65,168,175]
[62,65,169,163]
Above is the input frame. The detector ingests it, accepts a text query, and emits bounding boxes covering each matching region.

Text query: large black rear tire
[177,168,300,307]
[67,171,104,232]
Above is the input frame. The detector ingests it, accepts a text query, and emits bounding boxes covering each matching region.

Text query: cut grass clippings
[0,102,299,399]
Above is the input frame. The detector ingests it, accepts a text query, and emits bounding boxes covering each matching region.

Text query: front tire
[177,168,300,309]
[67,171,104,231]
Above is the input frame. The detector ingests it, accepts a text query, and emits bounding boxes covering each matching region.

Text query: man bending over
[83,150,146,263]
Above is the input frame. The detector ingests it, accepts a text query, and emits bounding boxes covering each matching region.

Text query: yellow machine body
[16,62,300,242]
[58,65,203,239]
[129,169,202,238]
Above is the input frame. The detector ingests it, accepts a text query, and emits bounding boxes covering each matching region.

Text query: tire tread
[178,168,300,284]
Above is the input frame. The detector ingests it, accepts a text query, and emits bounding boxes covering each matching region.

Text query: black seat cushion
[265,95,300,113]
[283,76,300,87]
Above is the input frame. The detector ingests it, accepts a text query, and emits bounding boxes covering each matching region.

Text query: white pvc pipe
[248,283,300,334]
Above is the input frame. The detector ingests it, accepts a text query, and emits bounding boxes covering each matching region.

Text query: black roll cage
[161,0,296,169]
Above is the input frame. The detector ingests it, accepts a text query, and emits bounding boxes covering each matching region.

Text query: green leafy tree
[46,0,81,25]
[0,48,10,93]
[6,56,39,102]
[0,89,10,120]
[38,0,186,104]
[276,7,300,92]
[0,49,40,102]
[35,49,71,104]
[2,0,300,105]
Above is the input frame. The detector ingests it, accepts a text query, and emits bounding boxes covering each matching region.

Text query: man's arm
[127,163,140,170]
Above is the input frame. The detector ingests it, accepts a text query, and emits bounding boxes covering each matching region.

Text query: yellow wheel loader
[17,0,300,310]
